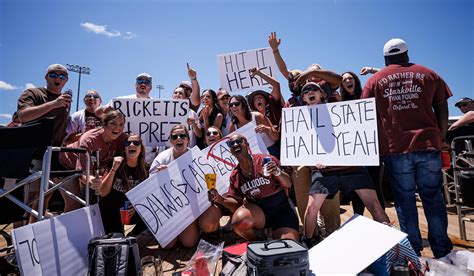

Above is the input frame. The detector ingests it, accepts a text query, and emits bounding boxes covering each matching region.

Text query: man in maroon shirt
[362,38,453,258]
[208,134,299,241]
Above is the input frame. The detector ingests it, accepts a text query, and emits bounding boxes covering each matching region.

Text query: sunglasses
[229,102,241,107]
[48,73,67,80]
[136,79,151,85]
[84,94,100,99]
[170,133,188,140]
[301,86,321,96]
[124,140,141,146]
[206,131,219,136]
[226,138,243,147]
[458,103,469,107]
[201,94,211,99]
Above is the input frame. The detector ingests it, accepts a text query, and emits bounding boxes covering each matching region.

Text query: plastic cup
[205,173,216,190]
[441,151,451,169]
[120,208,130,225]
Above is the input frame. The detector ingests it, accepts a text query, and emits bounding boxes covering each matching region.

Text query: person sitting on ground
[60,110,128,212]
[199,127,233,233]
[65,89,103,144]
[229,95,279,155]
[94,134,148,236]
[208,134,299,241]
[149,124,199,248]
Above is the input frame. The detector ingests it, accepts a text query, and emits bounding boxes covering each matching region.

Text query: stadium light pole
[66,64,91,111]
[156,84,165,99]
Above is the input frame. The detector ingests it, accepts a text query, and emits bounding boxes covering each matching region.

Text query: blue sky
[0,0,472,125]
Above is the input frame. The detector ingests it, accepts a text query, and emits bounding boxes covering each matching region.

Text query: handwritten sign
[126,146,214,247]
[202,121,268,195]
[11,205,104,276]
[113,98,189,147]
[280,98,379,166]
[217,47,277,93]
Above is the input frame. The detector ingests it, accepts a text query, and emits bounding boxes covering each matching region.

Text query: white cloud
[123,32,138,40]
[80,22,137,39]
[0,80,19,90]
[0,114,12,119]
[25,83,35,89]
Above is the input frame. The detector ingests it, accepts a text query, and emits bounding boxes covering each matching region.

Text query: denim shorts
[309,167,375,199]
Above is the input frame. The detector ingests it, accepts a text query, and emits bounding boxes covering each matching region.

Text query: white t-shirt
[149,147,190,175]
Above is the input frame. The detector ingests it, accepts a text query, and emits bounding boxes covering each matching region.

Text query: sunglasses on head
[48,73,67,80]
[136,79,151,85]
[206,131,219,136]
[84,94,100,99]
[170,133,188,140]
[229,102,241,107]
[226,138,243,147]
[124,140,141,146]
[458,103,469,107]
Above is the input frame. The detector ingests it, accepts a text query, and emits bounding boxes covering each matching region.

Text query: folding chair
[0,117,92,239]
[449,135,474,240]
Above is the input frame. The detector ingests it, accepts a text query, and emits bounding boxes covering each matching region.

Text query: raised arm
[249,67,283,104]
[268,32,291,80]
[360,66,381,75]
[254,112,279,141]
[99,157,124,197]
[296,67,342,90]
[187,63,201,109]
[449,111,474,131]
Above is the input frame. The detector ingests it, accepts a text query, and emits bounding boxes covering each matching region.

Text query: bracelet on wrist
[191,77,197,81]
[272,50,279,54]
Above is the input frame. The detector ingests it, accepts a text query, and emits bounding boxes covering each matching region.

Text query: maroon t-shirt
[362,63,452,155]
[60,128,128,172]
[228,154,283,201]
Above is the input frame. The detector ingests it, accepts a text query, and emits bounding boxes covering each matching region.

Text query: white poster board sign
[217,47,277,93]
[309,215,406,275]
[11,205,104,276]
[280,98,379,166]
[112,98,189,147]
[202,121,268,195]
[126,146,214,247]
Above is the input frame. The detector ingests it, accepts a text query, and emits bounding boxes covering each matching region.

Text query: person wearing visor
[148,124,200,248]
[208,134,299,241]
[65,89,103,144]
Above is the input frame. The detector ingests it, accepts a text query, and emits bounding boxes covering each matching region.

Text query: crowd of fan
[9,32,473,259]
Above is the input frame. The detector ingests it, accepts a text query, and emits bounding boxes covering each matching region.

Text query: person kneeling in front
[208,134,299,241]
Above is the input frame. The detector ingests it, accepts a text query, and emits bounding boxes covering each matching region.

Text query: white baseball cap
[383,38,408,56]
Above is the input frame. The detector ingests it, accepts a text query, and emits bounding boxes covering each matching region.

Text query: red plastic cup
[441,151,451,169]
[120,208,130,225]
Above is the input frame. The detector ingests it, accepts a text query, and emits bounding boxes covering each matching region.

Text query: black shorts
[252,191,299,232]
[309,167,375,199]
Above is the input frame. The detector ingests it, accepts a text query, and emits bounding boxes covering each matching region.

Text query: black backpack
[87,232,141,276]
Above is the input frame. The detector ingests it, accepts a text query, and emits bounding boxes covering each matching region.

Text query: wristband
[272,50,279,54]
[191,77,197,81]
